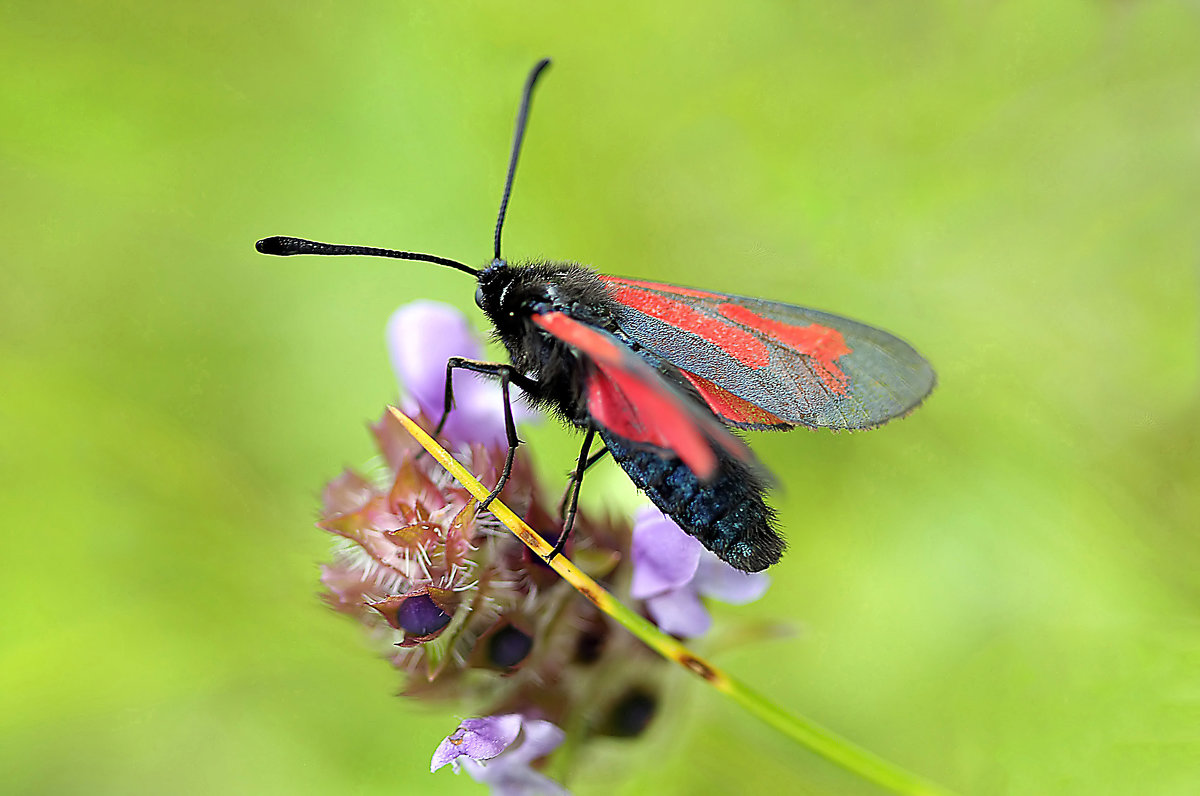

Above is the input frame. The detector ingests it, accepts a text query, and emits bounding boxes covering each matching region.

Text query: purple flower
[630,507,770,637]
[387,301,514,447]
[431,715,522,771]
[432,714,567,796]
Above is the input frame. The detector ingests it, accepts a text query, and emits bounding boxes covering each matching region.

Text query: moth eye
[474,285,486,309]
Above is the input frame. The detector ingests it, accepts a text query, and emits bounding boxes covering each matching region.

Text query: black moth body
[475,261,783,572]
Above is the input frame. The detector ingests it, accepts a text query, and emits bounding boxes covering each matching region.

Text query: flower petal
[430,714,523,772]
[458,758,569,796]
[499,718,566,767]
[630,507,702,599]
[320,469,374,515]
[388,301,479,415]
[645,587,711,638]
[454,718,568,795]
[694,553,771,605]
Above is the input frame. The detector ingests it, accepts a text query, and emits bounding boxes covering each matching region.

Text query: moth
[257,59,935,572]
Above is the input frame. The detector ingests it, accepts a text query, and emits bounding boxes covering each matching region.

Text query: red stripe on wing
[531,311,722,478]
[679,371,791,429]
[717,303,852,394]
[603,276,854,397]
[608,286,770,369]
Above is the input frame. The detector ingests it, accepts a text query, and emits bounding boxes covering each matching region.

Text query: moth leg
[413,358,466,462]
[429,358,536,437]
[429,357,458,441]
[549,428,603,561]
[419,356,535,463]
[556,442,609,517]
[427,358,534,512]
[580,446,611,475]
[480,375,521,512]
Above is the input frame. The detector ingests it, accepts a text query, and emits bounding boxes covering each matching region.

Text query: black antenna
[493,58,552,262]
[255,236,479,276]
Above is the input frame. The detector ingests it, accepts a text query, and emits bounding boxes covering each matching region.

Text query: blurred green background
[3,1,1197,794]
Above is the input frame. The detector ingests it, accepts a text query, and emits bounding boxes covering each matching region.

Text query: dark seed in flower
[574,621,608,665]
[604,688,658,738]
[397,594,451,636]
[488,624,534,669]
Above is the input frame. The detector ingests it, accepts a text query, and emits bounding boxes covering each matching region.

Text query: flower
[431,714,522,770]
[319,416,494,666]
[630,506,770,637]
[320,302,769,794]
[432,714,567,796]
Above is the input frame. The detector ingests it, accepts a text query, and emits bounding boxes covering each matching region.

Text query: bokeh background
[3,2,1197,794]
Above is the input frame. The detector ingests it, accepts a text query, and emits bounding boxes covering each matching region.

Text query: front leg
[430,358,536,511]
[482,374,520,511]
[431,356,538,441]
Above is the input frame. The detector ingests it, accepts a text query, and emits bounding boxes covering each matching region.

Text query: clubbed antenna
[255,236,480,276]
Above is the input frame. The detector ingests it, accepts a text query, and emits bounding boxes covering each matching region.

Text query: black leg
[414,360,462,462]
[480,375,520,511]
[418,358,535,509]
[430,357,537,441]
[430,358,458,441]
[579,446,610,475]
[556,443,609,517]
[549,429,602,561]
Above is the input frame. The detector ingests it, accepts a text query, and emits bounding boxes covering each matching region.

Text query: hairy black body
[475,261,616,424]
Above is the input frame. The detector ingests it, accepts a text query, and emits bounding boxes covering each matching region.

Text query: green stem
[389,407,956,796]
[582,581,954,796]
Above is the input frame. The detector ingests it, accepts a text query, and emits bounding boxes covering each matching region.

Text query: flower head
[318,302,778,794]
[630,506,770,637]
[320,303,556,682]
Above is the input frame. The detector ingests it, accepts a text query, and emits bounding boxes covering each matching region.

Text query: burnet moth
[257,59,935,572]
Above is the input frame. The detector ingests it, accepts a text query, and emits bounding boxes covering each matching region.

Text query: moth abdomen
[599,430,783,573]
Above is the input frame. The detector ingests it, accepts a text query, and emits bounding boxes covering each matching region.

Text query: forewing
[530,311,753,479]
[603,276,935,431]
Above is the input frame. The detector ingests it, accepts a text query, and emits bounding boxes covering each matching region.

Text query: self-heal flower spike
[319,303,745,793]
[317,413,525,676]
[630,506,770,637]
[319,302,558,679]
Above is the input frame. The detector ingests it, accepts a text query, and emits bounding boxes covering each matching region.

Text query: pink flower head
[630,506,770,637]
